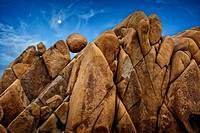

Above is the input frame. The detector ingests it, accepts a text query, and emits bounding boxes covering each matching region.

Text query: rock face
[0,11,200,133]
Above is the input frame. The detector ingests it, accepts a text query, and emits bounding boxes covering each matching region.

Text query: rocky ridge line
[0,11,200,133]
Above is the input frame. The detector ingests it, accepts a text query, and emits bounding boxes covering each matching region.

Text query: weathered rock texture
[0,11,200,133]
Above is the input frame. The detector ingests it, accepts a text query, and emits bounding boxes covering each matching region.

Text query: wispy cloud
[48,0,106,37]
[49,9,73,30]
[0,22,42,65]
[78,9,104,24]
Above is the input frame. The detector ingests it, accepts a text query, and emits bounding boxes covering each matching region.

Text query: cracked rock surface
[0,11,200,133]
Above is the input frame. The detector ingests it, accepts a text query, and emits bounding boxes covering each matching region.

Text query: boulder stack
[0,11,200,133]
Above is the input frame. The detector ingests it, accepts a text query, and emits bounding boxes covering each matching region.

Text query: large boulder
[66,43,116,132]
[94,30,119,64]
[66,33,87,53]
[43,40,70,79]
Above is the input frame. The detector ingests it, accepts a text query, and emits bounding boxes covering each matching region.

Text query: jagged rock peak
[0,11,200,133]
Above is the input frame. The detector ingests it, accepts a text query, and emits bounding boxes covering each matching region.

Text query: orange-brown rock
[0,80,29,127]
[59,57,75,84]
[166,60,200,133]
[0,124,7,133]
[138,18,151,55]
[157,104,183,133]
[66,33,87,53]
[9,46,39,68]
[37,75,67,104]
[43,40,70,79]
[0,10,200,133]
[7,102,40,133]
[174,28,200,47]
[114,96,137,133]
[94,29,119,64]
[170,51,191,82]
[148,14,162,44]
[173,37,198,55]
[12,63,30,79]
[156,35,174,68]
[37,42,46,55]
[122,28,143,67]
[114,11,147,36]
[0,106,3,122]
[0,68,16,94]
[46,95,63,110]
[123,69,142,111]
[66,43,116,132]
[193,50,200,64]
[55,102,69,125]
[20,58,50,101]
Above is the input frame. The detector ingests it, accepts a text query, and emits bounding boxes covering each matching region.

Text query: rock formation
[0,11,200,133]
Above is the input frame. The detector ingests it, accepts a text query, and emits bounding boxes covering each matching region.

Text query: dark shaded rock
[20,58,50,101]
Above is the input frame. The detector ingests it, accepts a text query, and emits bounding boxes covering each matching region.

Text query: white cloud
[0,23,43,64]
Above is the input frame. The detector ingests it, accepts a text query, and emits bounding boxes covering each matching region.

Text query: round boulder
[66,33,87,53]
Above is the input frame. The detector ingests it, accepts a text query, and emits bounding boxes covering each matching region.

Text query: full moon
[57,20,62,24]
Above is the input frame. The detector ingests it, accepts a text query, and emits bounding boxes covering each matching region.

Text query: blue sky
[0,0,200,78]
